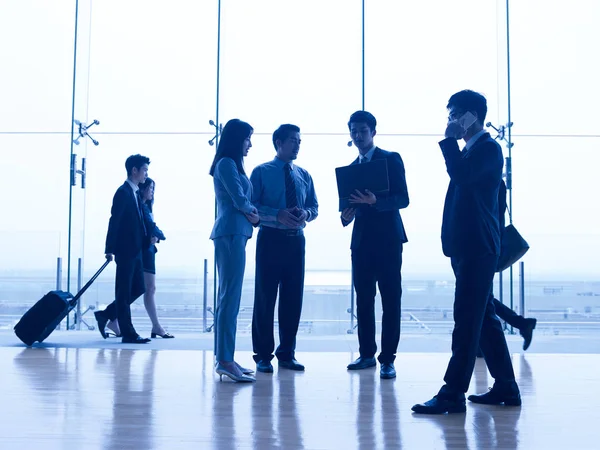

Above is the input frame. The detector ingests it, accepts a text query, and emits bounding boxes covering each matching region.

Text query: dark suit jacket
[440,132,503,258]
[105,182,148,259]
[342,148,409,250]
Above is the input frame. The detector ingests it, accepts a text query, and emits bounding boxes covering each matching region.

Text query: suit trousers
[104,253,145,339]
[352,242,403,363]
[493,298,525,330]
[442,254,516,396]
[214,234,248,362]
[252,227,305,363]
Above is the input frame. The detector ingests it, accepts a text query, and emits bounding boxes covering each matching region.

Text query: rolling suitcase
[14,259,111,346]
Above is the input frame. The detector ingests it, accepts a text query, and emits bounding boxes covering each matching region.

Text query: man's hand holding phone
[445,111,477,140]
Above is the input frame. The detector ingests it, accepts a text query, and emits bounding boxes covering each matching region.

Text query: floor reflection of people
[471,405,521,449]
[212,383,239,450]
[277,372,303,449]
[380,378,402,449]
[14,348,67,389]
[252,376,274,449]
[518,355,533,395]
[356,371,376,450]
[106,350,156,450]
[428,414,469,450]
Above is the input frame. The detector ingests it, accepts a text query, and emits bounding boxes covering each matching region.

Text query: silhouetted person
[139,177,172,339]
[210,119,258,383]
[94,154,152,344]
[412,90,521,414]
[341,111,409,380]
[250,124,318,373]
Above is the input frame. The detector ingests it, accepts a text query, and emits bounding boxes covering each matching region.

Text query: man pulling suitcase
[93,154,154,344]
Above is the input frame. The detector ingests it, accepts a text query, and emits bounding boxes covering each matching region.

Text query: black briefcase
[497,224,530,272]
[14,260,111,346]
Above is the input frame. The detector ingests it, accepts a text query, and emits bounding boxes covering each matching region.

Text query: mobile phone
[457,111,477,130]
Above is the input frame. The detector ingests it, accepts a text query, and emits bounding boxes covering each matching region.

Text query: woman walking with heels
[210,119,259,383]
[139,178,173,339]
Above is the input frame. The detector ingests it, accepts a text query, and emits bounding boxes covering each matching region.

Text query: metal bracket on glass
[70,154,87,189]
[486,121,513,149]
[69,304,96,331]
[205,306,215,332]
[486,121,514,189]
[208,120,222,146]
[346,307,358,334]
[73,119,100,146]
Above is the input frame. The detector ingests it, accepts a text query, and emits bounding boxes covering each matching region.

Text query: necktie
[284,163,298,209]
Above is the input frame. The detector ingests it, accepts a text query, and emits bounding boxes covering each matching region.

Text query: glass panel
[219,0,362,133]
[365,0,504,134]
[0,135,69,329]
[220,0,363,334]
[365,1,507,333]
[243,134,354,334]
[81,134,215,332]
[86,0,218,133]
[0,1,76,131]
[73,1,219,332]
[68,0,94,299]
[512,137,600,331]
[368,136,457,333]
[511,0,600,135]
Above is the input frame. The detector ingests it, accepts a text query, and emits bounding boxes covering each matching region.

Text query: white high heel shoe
[215,362,255,383]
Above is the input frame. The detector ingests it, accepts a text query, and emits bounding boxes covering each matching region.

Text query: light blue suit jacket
[210,157,255,240]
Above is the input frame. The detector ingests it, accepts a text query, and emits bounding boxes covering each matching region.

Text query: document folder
[335,158,389,211]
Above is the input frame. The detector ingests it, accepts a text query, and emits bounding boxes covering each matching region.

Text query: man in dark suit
[341,111,409,379]
[94,154,153,344]
[412,90,521,414]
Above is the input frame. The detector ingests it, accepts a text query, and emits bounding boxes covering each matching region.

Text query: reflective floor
[1,347,597,449]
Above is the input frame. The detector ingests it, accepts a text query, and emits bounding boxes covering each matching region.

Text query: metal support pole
[56,257,63,291]
[499,270,506,331]
[76,257,82,330]
[345,0,365,335]
[55,257,63,330]
[347,272,356,334]
[203,259,208,332]
[519,261,525,319]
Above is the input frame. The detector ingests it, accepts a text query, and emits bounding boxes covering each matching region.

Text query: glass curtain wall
[509,0,600,333]
[2,1,599,335]
[77,0,219,332]
[0,1,77,329]
[219,0,363,334]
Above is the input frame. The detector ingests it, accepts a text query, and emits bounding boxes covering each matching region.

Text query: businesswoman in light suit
[210,119,259,383]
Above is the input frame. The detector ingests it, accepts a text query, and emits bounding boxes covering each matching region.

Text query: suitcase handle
[70,259,111,305]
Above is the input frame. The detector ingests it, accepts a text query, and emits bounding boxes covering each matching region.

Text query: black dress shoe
[380,362,396,379]
[256,360,274,373]
[347,356,376,370]
[412,395,466,414]
[520,318,537,351]
[279,359,305,371]
[122,336,151,344]
[468,387,522,406]
[94,311,109,339]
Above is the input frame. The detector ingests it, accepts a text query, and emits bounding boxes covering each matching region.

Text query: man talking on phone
[412,90,521,414]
